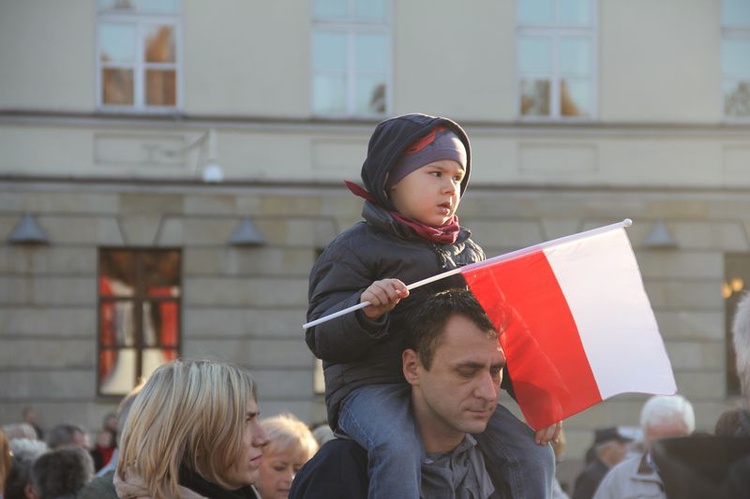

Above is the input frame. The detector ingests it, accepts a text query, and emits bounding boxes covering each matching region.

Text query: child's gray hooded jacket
[306,113,485,429]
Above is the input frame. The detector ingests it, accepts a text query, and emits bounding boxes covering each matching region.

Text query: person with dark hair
[571,427,634,499]
[306,113,557,498]
[46,424,88,451]
[292,289,508,498]
[29,446,94,499]
[21,408,43,441]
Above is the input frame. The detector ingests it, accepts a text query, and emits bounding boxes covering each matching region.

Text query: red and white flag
[462,224,676,430]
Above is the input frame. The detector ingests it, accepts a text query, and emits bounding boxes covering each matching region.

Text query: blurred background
[1,0,749,491]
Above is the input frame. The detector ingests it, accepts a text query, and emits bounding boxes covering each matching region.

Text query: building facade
[1,0,750,479]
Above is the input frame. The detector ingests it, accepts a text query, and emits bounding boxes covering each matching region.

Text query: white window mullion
[551,33,561,118]
[347,31,357,115]
[134,21,145,110]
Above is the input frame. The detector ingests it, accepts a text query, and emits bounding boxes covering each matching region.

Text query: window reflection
[355,0,386,21]
[559,0,592,25]
[518,37,552,73]
[146,70,176,106]
[517,0,594,120]
[97,1,179,110]
[102,68,134,105]
[98,249,181,396]
[722,0,750,27]
[312,0,389,116]
[724,81,750,117]
[144,25,175,63]
[313,32,347,71]
[560,79,588,117]
[313,0,347,20]
[357,76,386,114]
[355,33,387,71]
[518,0,554,24]
[520,79,551,116]
[99,23,136,62]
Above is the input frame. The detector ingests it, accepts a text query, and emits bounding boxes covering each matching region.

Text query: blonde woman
[115,359,269,499]
[255,414,318,499]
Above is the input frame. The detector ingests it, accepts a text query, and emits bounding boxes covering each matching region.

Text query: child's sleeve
[305,243,390,363]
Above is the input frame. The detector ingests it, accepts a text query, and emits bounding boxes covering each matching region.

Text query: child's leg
[338,383,421,499]
[475,403,556,499]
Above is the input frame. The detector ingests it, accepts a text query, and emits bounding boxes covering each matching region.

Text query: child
[306,113,557,498]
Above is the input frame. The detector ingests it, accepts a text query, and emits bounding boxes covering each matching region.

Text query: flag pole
[302,218,632,330]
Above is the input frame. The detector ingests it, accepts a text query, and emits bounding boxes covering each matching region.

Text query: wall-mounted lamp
[642,219,678,249]
[7,213,50,245]
[198,129,223,183]
[163,128,223,182]
[228,217,264,246]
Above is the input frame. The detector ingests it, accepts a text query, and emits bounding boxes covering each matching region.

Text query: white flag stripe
[544,229,676,399]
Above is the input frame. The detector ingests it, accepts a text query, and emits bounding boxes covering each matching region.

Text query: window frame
[95,3,183,113]
[96,247,182,398]
[515,0,598,122]
[721,18,750,121]
[310,0,392,118]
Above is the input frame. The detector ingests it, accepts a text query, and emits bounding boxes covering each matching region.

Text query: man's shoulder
[289,438,369,499]
[76,471,117,499]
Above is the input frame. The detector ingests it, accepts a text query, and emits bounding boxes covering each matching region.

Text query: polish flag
[462,224,676,430]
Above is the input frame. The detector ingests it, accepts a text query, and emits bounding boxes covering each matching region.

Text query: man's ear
[403,349,420,385]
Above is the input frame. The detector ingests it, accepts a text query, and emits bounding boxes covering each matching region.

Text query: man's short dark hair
[30,446,93,499]
[405,288,497,370]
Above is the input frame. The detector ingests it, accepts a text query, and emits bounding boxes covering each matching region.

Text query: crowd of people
[2,114,750,498]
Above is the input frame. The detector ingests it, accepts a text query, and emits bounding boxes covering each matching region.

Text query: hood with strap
[359,113,472,211]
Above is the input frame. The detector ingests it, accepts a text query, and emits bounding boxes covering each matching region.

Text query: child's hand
[534,421,562,445]
[360,279,409,320]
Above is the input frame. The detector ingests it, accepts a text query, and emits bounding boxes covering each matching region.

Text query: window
[516,0,596,120]
[311,0,390,117]
[96,0,181,111]
[97,248,181,396]
[724,253,749,395]
[722,0,750,119]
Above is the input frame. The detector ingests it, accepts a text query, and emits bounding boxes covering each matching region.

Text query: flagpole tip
[623,218,633,227]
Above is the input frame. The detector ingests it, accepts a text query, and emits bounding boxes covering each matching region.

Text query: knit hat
[385,126,467,190]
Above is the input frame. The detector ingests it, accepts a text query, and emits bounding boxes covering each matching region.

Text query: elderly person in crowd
[255,414,319,499]
[592,394,695,499]
[114,358,269,499]
[5,439,48,499]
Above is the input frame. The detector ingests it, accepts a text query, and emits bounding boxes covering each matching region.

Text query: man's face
[405,314,505,452]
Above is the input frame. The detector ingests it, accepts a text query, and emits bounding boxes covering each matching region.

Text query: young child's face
[389,159,464,227]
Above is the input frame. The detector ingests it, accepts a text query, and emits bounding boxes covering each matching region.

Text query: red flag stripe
[463,250,602,429]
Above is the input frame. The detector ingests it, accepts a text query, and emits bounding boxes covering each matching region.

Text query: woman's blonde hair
[0,428,11,492]
[261,413,319,460]
[117,358,257,499]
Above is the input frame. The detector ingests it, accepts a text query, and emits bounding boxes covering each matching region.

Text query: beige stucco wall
[600,0,722,123]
